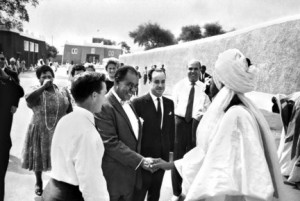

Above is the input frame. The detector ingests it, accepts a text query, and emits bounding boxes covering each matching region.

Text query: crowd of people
[0,49,299,201]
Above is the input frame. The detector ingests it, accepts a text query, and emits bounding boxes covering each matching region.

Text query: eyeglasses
[0,58,5,61]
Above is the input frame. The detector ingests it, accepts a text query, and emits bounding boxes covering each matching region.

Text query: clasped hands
[141,157,173,173]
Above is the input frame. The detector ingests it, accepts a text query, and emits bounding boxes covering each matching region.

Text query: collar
[149,91,162,103]
[74,106,95,125]
[112,88,130,105]
[184,77,203,87]
[112,88,122,102]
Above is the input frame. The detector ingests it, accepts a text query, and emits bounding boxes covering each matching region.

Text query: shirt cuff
[135,158,144,170]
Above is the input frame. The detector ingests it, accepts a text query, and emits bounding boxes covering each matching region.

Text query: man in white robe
[153,49,285,201]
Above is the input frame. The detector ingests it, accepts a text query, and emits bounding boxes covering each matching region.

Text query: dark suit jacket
[0,71,24,148]
[132,93,175,161]
[4,67,20,84]
[199,72,211,83]
[94,90,144,194]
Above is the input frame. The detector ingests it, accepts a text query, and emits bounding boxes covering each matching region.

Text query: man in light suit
[132,68,175,201]
[95,66,156,201]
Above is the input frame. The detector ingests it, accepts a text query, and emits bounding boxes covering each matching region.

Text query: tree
[119,41,131,54]
[129,22,176,50]
[203,22,225,38]
[92,37,116,45]
[46,44,58,59]
[0,0,39,31]
[178,25,202,42]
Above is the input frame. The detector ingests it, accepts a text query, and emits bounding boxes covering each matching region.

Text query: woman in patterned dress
[22,65,72,196]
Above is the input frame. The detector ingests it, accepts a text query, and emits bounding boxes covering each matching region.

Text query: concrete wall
[120,15,300,96]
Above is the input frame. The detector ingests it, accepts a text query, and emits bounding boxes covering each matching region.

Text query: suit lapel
[145,93,157,113]
[129,103,143,151]
[146,93,163,129]
[107,91,137,141]
[162,97,168,131]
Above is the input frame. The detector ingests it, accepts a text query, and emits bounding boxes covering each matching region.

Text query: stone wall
[120,15,300,96]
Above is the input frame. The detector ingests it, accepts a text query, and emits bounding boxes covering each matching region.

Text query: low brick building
[63,42,122,64]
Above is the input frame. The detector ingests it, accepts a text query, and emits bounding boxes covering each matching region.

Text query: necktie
[157,97,162,128]
[185,83,195,123]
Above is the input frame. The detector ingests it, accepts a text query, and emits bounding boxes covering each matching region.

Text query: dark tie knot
[191,82,196,86]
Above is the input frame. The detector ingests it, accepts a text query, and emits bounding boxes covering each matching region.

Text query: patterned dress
[22,85,71,171]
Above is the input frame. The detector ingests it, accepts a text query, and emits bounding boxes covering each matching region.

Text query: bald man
[171,60,210,201]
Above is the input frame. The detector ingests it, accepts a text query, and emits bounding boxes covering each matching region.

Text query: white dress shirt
[173,78,211,120]
[112,89,139,139]
[50,107,108,201]
[149,92,164,128]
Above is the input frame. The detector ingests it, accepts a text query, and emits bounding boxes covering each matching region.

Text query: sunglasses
[0,58,5,61]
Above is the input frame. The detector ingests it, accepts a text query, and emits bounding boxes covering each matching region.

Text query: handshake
[141,157,174,173]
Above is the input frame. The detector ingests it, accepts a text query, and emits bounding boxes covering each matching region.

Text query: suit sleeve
[95,105,143,170]
[7,78,24,107]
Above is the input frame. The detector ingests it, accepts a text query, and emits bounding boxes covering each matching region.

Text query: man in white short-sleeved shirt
[42,72,109,201]
[171,59,210,201]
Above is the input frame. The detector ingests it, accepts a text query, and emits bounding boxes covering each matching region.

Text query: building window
[30,42,35,52]
[71,48,78,54]
[108,50,114,57]
[24,41,29,51]
[91,48,95,54]
[35,43,39,53]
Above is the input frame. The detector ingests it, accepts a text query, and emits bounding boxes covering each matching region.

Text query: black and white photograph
[1,0,300,200]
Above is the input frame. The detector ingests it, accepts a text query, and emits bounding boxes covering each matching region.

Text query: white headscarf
[195,49,285,200]
[213,49,257,93]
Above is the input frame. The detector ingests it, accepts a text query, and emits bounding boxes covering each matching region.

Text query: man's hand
[141,157,160,173]
[150,158,174,170]
[0,68,9,80]
[42,79,53,89]
[11,106,17,114]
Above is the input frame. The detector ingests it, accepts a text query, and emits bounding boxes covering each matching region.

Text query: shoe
[35,183,43,196]
[170,195,181,201]
[284,180,296,187]
[295,182,300,191]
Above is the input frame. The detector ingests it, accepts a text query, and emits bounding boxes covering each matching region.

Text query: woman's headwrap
[213,49,258,93]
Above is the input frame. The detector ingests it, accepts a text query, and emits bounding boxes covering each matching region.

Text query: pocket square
[168,111,173,115]
[139,117,144,124]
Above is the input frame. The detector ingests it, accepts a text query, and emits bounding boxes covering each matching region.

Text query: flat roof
[0,25,45,42]
[64,42,122,50]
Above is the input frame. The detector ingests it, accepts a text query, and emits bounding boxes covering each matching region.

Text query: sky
[23,0,300,53]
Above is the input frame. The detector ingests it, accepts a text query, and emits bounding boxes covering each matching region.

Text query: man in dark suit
[132,68,175,201]
[95,66,156,201]
[0,53,24,200]
[199,65,211,83]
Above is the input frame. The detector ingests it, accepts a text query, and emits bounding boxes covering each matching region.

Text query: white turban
[10,57,16,62]
[213,49,257,94]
